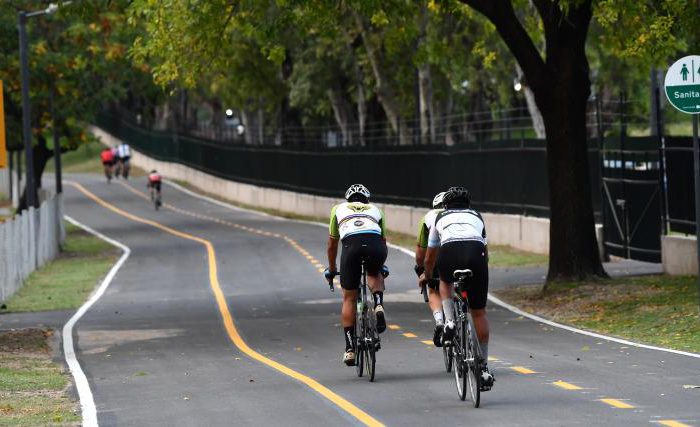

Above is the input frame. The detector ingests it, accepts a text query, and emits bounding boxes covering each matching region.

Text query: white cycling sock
[442,299,455,324]
[432,310,443,325]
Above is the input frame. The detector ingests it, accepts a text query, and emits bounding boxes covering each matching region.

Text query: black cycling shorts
[340,233,387,291]
[149,182,161,192]
[437,240,488,309]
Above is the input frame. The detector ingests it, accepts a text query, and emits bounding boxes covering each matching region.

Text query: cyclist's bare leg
[428,286,441,313]
[471,308,489,358]
[341,289,358,327]
[367,274,384,294]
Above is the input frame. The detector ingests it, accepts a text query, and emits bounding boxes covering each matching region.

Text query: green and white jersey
[416,208,443,248]
[329,202,385,240]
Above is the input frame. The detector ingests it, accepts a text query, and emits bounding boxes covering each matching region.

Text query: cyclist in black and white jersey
[324,184,388,366]
[419,186,494,388]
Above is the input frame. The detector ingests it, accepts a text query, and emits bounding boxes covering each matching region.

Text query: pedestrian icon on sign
[681,64,689,81]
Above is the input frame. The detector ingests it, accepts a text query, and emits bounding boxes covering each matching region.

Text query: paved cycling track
[48,175,700,425]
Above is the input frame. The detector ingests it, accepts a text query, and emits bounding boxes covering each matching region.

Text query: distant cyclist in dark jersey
[415,191,446,346]
[324,184,388,366]
[419,186,494,389]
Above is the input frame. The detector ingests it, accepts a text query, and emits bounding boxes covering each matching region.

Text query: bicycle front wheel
[453,318,468,401]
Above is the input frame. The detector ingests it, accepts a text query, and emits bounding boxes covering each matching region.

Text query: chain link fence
[0,193,65,302]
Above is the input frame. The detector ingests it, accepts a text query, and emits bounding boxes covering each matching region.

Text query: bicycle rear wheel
[443,345,453,372]
[453,317,467,401]
[355,307,364,377]
[366,337,376,382]
[466,320,481,407]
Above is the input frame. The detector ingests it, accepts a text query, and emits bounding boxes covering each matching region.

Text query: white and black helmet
[345,184,371,202]
[432,191,446,209]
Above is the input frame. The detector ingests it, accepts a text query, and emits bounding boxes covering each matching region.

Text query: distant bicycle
[147,170,162,210]
[448,268,486,406]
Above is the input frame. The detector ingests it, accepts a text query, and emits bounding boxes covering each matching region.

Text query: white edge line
[62,215,132,427]
[163,179,700,360]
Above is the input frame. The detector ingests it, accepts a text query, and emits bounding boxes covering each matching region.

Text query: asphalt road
[46,174,700,426]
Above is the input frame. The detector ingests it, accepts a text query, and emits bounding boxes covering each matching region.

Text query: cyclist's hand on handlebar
[380,265,390,278]
[418,273,430,288]
[323,268,338,282]
[414,264,425,277]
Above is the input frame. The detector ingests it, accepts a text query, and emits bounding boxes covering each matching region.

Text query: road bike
[449,268,485,406]
[149,185,162,210]
[327,255,387,382]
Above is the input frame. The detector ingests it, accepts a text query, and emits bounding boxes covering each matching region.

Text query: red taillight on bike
[461,291,468,299]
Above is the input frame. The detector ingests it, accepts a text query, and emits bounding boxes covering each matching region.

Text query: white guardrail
[0,193,65,302]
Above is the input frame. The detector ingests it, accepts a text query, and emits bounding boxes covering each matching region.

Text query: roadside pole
[663,55,700,311]
[694,114,699,310]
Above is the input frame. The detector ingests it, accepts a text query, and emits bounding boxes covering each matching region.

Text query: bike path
[61,174,698,426]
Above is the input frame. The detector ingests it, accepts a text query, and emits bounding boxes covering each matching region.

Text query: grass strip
[1,222,118,313]
[169,181,547,267]
[46,140,145,176]
[495,275,700,353]
[0,329,79,426]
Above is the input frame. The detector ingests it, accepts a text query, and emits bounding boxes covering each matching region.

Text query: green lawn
[0,222,119,425]
[1,222,118,313]
[46,140,104,174]
[495,275,700,353]
[0,329,80,426]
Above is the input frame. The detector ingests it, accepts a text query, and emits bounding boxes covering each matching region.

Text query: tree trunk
[460,0,605,282]
[327,89,356,146]
[353,11,411,145]
[516,63,546,138]
[17,136,53,212]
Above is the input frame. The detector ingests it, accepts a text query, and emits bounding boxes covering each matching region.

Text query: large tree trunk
[461,0,605,282]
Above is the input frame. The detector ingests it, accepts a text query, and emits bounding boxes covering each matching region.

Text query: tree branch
[459,0,547,91]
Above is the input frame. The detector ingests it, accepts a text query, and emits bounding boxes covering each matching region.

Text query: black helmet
[443,186,470,209]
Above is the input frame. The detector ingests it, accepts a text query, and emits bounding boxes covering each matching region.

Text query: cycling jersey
[100,149,114,163]
[117,144,131,159]
[416,208,442,248]
[427,209,487,248]
[329,202,385,241]
[148,172,162,183]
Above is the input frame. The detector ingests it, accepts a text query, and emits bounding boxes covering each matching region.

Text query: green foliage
[0,1,157,152]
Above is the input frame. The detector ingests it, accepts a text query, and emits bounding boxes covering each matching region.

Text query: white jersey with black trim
[427,208,487,248]
[329,202,385,241]
[117,144,131,158]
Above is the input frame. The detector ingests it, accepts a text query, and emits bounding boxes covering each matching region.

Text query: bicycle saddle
[453,269,473,280]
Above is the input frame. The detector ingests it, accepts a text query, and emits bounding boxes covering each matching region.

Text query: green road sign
[665,55,700,114]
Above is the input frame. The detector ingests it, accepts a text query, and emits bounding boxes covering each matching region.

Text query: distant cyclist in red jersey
[100,147,115,182]
[147,170,162,209]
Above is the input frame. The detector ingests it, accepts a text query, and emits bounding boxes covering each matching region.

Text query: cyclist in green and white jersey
[415,191,446,347]
[324,184,388,366]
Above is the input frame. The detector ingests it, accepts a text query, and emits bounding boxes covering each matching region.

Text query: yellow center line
[68,181,383,427]
[402,333,417,338]
[388,324,401,330]
[487,356,499,362]
[658,420,692,427]
[598,398,635,409]
[552,380,582,390]
[117,182,326,276]
[421,340,433,346]
[510,366,538,374]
